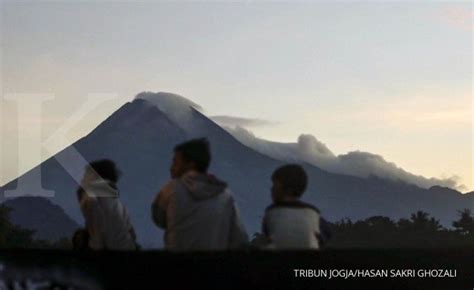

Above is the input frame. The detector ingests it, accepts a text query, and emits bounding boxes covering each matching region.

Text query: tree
[326,211,473,249]
[0,205,36,248]
[398,211,443,232]
[452,209,474,235]
[365,216,397,231]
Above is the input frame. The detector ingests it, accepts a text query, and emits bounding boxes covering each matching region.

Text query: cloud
[210,115,278,128]
[440,7,473,31]
[136,94,466,191]
[225,126,463,190]
[135,91,203,130]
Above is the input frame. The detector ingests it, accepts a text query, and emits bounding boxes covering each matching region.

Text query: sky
[0,1,472,191]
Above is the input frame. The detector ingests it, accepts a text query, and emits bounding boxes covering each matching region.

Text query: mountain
[2,196,79,241]
[1,92,472,247]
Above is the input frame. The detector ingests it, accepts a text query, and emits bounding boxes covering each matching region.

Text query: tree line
[1,204,473,249]
[323,209,474,248]
[0,205,70,249]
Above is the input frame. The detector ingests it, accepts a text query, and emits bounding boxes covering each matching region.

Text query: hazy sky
[1,1,472,191]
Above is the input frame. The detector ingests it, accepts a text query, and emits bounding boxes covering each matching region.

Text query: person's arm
[262,211,269,238]
[151,181,173,229]
[254,210,273,248]
[76,188,85,203]
[228,197,249,249]
[249,212,272,248]
[84,200,105,250]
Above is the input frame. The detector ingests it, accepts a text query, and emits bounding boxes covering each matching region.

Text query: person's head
[170,138,211,178]
[83,159,121,184]
[271,164,308,202]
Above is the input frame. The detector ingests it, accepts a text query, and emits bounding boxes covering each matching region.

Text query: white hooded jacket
[262,201,321,250]
[79,179,137,250]
[152,171,248,251]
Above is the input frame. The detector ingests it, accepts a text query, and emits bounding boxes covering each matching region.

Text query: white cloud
[441,6,474,32]
[225,126,462,190]
[135,91,203,130]
[210,115,278,128]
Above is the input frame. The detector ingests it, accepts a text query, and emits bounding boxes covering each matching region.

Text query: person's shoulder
[161,179,178,193]
[222,186,233,196]
[81,195,100,213]
[265,200,320,214]
[219,187,235,204]
[155,180,179,204]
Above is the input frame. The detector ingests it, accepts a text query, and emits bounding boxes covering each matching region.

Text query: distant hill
[428,185,463,196]
[2,197,80,241]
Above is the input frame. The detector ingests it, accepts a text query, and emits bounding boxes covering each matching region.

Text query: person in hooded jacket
[261,164,323,250]
[78,159,137,251]
[152,138,249,251]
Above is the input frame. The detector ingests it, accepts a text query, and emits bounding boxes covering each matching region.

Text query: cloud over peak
[135,93,463,191]
[225,126,462,190]
[210,115,278,128]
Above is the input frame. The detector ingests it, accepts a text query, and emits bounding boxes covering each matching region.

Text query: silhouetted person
[152,138,248,251]
[78,159,137,250]
[260,164,322,249]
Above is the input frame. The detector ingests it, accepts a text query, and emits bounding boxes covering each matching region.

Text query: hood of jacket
[180,171,227,201]
[81,178,119,198]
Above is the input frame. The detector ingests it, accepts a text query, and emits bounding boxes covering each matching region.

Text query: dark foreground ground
[0,249,473,290]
